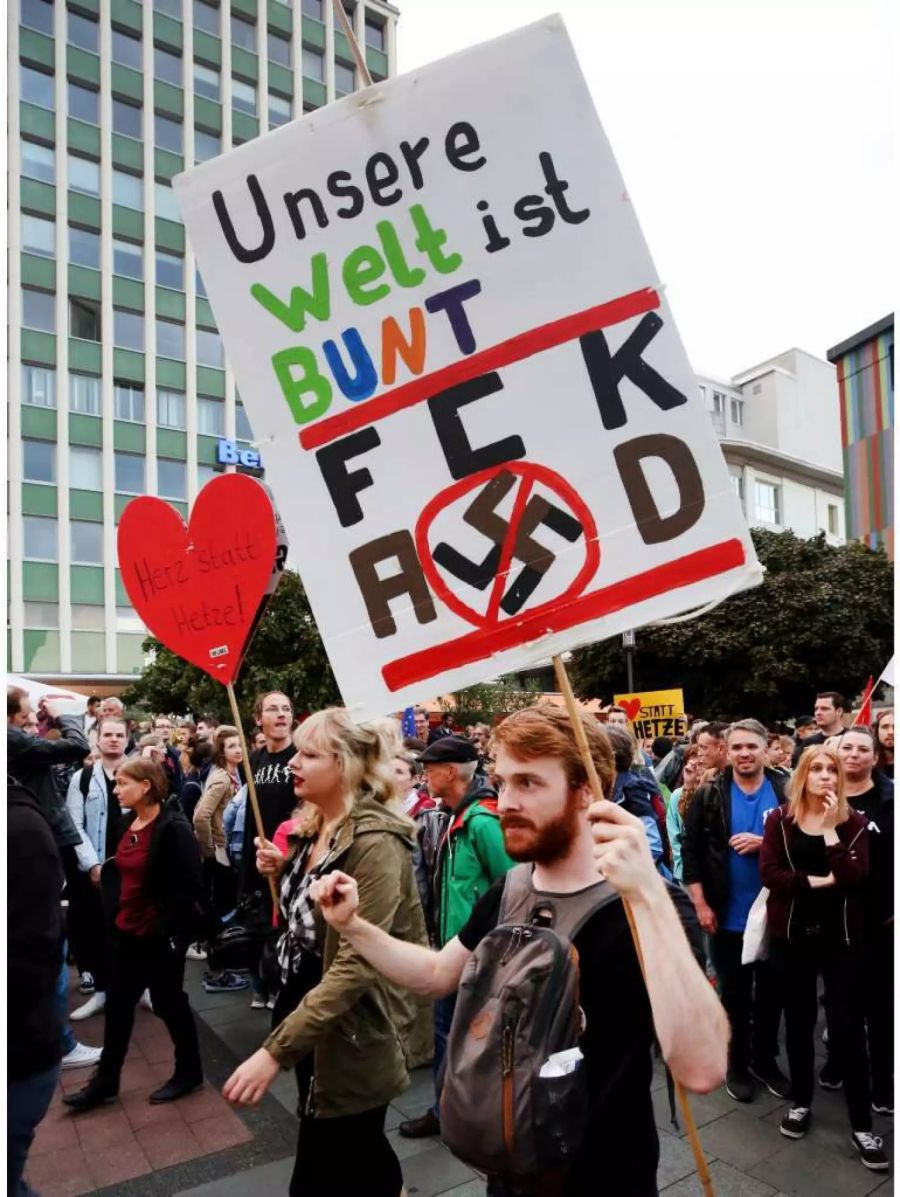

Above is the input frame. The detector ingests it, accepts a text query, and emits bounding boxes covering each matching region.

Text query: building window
[752,382,762,395]
[22,364,56,409]
[267,31,291,66]
[157,388,186,429]
[230,14,256,50]
[115,453,145,494]
[24,601,60,628]
[116,605,144,632]
[730,398,744,427]
[365,18,385,51]
[70,445,103,488]
[195,268,207,297]
[235,404,254,441]
[754,480,782,526]
[712,391,725,415]
[69,374,101,415]
[112,237,143,280]
[154,0,182,18]
[69,154,100,196]
[69,226,100,269]
[112,169,144,210]
[730,471,744,503]
[68,10,99,53]
[22,288,56,334]
[197,463,218,486]
[21,0,54,36]
[114,381,145,422]
[196,327,224,368]
[155,112,183,153]
[334,61,355,95]
[154,181,181,222]
[22,214,55,258]
[71,520,104,564]
[827,504,839,535]
[269,92,291,128]
[197,397,224,436]
[302,47,324,82]
[21,65,55,110]
[698,384,706,402]
[156,319,185,360]
[22,140,55,184]
[114,309,144,352]
[112,28,143,70]
[232,77,256,115]
[23,439,56,484]
[158,458,187,499]
[70,296,101,341]
[193,0,219,35]
[23,516,58,560]
[194,129,221,162]
[72,604,106,630]
[301,0,322,17]
[193,62,220,100]
[155,248,183,289]
[154,45,182,85]
[68,81,99,123]
[113,98,142,139]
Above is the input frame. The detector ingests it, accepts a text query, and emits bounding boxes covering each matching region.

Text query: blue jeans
[430,993,457,1120]
[56,941,76,1055]
[8,1064,60,1196]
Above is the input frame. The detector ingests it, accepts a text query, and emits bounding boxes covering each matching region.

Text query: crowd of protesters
[7,681,893,1195]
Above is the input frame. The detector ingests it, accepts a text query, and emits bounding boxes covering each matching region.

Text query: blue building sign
[216,438,264,470]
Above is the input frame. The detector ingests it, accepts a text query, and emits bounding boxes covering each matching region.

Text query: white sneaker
[250,994,266,1010]
[266,996,276,1010]
[61,1042,103,1070]
[71,992,106,1021]
[185,942,208,961]
[139,990,153,1011]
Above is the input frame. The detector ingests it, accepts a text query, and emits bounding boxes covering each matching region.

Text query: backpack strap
[79,764,93,799]
[498,863,535,925]
[498,863,618,940]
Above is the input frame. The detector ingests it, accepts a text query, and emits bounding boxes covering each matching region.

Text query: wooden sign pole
[330,0,373,87]
[552,655,715,1197]
[226,681,279,907]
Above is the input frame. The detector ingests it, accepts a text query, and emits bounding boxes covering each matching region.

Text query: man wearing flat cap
[399,734,515,1140]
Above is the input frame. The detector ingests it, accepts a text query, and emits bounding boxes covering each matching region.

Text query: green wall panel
[334,31,352,62]
[268,1,292,35]
[232,110,259,143]
[268,63,293,96]
[155,219,184,253]
[23,562,59,601]
[22,483,58,517]
[366,47,388,78]
[23,630,60,671]
[21,103,55,145]
[196,366,225,397]
[156,357,186,389]
[232,47,258,82]
[21,406,57,440]
[117,633,145,673]
[303,78,327,108]
[20,177,55,217]
[70,489,104,519]
[197,435,218,465]
[157,429,187,457]
[156,288,186,321]
[231,0,257,19]
[194,30,221,67]
[69,339,102,373]
[110,0,143,34]
[21,253,56,290]
[68,118,101,158]
[115,569,128,604]
[19,28,55,70]
[68,191,102,230]
[77,0,100,13]
[71,566,105,604]
[194,96,222,132]
[113,421,146,452]
[114,494,132,522]
[113,348,145,382]
[112,134,143,173]
[68,264,102,300]
[302,17,325,49]
[154,148,184,180]
[68,46,101,87]
[170,500,188,518]
[72,632,106,670]
[154,80,184,118]
[154,12,183,51]
[112,205,144,241]
[21,330,56,366]
[111,64,143,103]
[112,277,145,311]
[195,298,216,329]
[68,415,103,448]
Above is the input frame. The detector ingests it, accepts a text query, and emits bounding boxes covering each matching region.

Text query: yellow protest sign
[613,689,686,739]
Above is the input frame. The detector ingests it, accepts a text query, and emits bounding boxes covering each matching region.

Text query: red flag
[853,676,875,727]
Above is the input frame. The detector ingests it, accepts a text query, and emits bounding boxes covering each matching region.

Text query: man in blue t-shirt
[683,718,789,1103]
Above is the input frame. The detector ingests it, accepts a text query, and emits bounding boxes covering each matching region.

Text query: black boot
[63,1071,118,1112]
[149,1072,203,1104]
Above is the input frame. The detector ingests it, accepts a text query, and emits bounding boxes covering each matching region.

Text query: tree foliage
[568,530,894,723]
[122,570,340,724]
[443,675,543,726]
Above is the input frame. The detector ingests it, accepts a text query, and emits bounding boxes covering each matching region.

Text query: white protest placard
[174,17,762,723]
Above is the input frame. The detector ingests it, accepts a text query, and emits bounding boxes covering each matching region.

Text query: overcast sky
[394,0,894,378]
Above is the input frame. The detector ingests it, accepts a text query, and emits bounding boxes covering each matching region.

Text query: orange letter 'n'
[381,307,426,386]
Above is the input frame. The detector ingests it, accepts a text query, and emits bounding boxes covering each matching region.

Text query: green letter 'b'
[272,347,333,424]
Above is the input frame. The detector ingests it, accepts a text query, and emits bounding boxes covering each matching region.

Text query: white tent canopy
[7,674,88,714]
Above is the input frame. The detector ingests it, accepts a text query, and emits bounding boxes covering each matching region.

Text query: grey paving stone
[656,1128,702,1189]
[400,1145,477,1197]
[696,1108,787,1170]
[748,1141,889,1197]
[439,1180,487,1197]
[387,1126,445,1163]
[660,1158,777,1195]
[392,1068,438,1116]
[175,1155,294,1196]
[653,1084,734,1132]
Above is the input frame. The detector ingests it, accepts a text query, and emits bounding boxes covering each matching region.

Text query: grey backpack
[440,864,618,1184]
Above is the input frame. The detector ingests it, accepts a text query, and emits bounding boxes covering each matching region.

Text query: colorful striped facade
[828,317,894,559]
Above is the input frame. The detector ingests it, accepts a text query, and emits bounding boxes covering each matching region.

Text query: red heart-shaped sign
[621,697,643,722]
[117,475,277,685]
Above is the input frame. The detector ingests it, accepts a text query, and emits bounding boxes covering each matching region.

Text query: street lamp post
[622,629,635,692]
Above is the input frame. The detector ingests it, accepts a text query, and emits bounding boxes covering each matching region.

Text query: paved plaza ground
[27,962,893,1197]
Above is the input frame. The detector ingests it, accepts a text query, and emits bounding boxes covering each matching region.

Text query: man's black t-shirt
[458,880,665,1197]
[240,745,296,892]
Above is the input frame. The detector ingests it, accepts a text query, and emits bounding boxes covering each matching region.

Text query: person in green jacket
[222,708,427,1197]
[398,734,515,1140]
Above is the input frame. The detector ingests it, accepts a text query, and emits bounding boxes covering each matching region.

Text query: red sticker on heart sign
[117,475,277,685]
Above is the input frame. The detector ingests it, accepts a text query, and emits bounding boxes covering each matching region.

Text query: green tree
[122,570,340,725]
[445,674,543,726]
[568,530,894,723]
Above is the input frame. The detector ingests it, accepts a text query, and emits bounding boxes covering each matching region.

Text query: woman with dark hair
[874,710,894,779]
[222,709,427,1197]
[63,758,205,1112]
[760,747,885,1170]
[666,745,702,884]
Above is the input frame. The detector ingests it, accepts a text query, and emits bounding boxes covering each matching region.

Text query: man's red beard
[501,792,581,865]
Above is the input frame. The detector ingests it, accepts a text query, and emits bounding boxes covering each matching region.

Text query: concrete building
[827,315,894,560]
[8,0,399,687]
[697,348,845,543]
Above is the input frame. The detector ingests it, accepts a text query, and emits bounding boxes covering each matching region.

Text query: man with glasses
[152,714,184,802]
[239,692,296,900]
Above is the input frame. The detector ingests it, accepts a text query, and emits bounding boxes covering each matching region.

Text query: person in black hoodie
[8,777,65,1196]
[7,688,87,853]
[64,758,206,1112]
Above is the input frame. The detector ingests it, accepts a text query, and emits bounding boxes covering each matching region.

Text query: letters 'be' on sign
[173,17,762,723]
[614,689,687,741]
